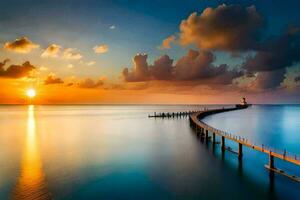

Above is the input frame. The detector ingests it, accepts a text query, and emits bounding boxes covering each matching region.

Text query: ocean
[0,105,299,200]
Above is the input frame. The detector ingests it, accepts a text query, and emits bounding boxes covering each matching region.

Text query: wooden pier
[189,106,300,182]
[148,110,203,118]
[149,105,300,183]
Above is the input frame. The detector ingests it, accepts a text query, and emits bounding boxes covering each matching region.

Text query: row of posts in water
[148,109,207,118]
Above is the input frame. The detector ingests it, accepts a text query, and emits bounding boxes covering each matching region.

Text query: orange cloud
[161,35,176,49]
[122,50,243,84]
[178,5,263,51]
[4,37,39,53]
[78,78,104,88]
[41,44,61,58]
[0,60,35,78]
[44,74,64,85]
[93,44,109,54]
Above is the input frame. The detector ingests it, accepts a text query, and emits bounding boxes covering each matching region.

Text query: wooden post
[212,132,216,144]
[238,143,243,160]
[221,136,225,151]
[205,130,208,142]
[269,153,275,169]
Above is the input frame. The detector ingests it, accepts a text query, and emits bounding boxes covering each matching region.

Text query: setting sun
[26,89,36,98]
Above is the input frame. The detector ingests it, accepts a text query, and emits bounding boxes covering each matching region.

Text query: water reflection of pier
[12,105,52,200]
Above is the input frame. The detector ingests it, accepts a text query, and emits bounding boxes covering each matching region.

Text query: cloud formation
[122,50,243,85]
[78,78,104,88]
[243,29,300,73]
[4,37,39,53]
[44,74,64,85]
[122,53,150,82]
[93,44,109,54]
[63,48,82,60]
[178,4,263,51]
[174,50,243,83]
[241,27,300,89]
[41,44,61,58]
[0,60,35,78]
[161,35,176,49]
[248,69,286,90]
[163,4,300,91]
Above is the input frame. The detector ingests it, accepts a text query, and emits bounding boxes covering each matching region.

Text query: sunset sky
[1,0,300,104]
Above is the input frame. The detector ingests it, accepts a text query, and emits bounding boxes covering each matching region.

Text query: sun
[26,89,36,98]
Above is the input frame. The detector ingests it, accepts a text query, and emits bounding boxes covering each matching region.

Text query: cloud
[248,69,286,90]
[178,4,263,51]
[122,53,150,82]
[78,78,104,88]
[86,61,96,66]
[0,60,35,78]
[122,50,243,85]
[93,44,109,54]
[63,48,82,60]
[110,25,116,29]
[0,59,10,69]
[174,50,243,83]
[161,35,176,49]
[173,50,214,80]
[3,37,39,53]
[41,44,61,58]
[44,74,64,85]
[151,55,173,80]
[243,29,300,73]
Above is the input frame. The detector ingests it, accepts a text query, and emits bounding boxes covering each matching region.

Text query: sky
[1,0,300,104]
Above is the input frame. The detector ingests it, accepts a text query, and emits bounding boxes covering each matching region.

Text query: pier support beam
[212,132,216,143]
[205,130,208,140]
[221,136,225,151]
[269,154,275,169]
[238,143,243,160]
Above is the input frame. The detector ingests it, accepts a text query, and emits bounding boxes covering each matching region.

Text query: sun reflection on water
[12,105,52,200]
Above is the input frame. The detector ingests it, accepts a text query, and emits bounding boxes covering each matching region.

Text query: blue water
[0,105,299,200]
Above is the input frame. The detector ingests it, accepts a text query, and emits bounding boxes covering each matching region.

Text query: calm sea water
[0,105,299,200]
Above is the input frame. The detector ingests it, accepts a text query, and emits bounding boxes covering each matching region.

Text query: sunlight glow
[26,89,36,98]
[12,105,51,199]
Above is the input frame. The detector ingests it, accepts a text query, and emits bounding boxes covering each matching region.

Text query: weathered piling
[238,143,243,160]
